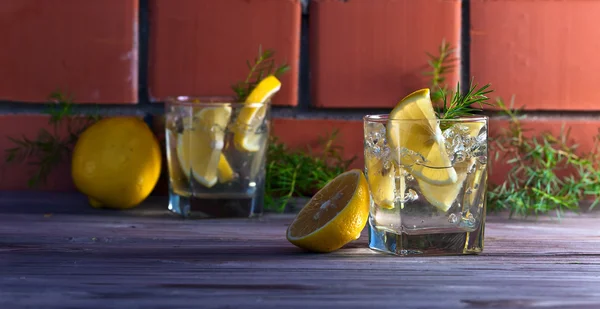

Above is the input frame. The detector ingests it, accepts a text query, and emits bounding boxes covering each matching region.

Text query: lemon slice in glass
[233,75,281,152]
[418,121,486,212]
[176,106,232,188]
[387,89,457,185]
[365,155,395,209]
[217,153,235,184]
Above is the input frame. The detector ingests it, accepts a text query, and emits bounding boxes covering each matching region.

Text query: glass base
[168,185,264,219]
[368,221,485,256]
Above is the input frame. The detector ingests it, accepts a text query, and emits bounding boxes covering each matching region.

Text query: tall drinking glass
[364,115,488,256]
[165,96,270,218]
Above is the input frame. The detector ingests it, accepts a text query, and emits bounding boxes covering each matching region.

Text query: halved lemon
[387,88,457,185]
[418,122,486,212]
[365,155,395,209]
[176,106,232,188]
[233,75,281,152]
[286,169,370,253]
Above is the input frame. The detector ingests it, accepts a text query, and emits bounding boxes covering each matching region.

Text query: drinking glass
[364,115,488,256]
[165,96,270,218]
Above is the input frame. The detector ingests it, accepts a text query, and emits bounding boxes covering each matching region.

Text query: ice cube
[443,124,488,164]
[443,124,468,160]
[167,113,185,133]
[365,122,387,155]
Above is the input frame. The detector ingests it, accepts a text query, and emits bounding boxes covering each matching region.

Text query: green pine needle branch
[437,79,493,121]
[264,130,356,213]
[424,39,458,103]
[232,46,290,102]
[424,40,493,121]
[487,98,600,218]
[4,91,101,187]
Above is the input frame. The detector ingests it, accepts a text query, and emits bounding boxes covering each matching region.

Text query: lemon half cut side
[286,169,370,253]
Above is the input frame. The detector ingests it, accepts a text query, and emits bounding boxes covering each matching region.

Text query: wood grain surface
[1,192,600,309]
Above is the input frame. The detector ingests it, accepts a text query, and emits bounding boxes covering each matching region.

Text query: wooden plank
[1,193,600,309]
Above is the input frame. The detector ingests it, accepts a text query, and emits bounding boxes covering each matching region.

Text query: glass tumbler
[364,115,488,256]
[165,96,270,218]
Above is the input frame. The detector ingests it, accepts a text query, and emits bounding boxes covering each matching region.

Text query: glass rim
[363,114,488,123]
[165,95,271,107]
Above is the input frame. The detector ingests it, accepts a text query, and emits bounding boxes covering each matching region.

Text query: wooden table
[2,193,600,309]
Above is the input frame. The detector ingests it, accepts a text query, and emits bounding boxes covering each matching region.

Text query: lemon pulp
[286,169,370,253]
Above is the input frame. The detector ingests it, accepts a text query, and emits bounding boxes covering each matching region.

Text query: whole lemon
[72,117,162,209]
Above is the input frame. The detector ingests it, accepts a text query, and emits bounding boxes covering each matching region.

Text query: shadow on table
[0,191,175,218]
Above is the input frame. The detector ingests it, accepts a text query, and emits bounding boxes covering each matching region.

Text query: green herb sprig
[487,99,600,218]
[437,80,493,120]
[424,39,457,103]
[265,130,356,213]
[4,92,100,187]
[232,46,290,102]
[423,41,493,120]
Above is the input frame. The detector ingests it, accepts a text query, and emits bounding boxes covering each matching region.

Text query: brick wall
[0,0,599,192]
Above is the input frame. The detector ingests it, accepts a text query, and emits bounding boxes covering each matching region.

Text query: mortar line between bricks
[1,102,600,121]
[269,109,600,121]
[0,102,163,116]
[460,0,471,93]
[297,13,311,110]
[301,0,309,14]
[137,0,150,105]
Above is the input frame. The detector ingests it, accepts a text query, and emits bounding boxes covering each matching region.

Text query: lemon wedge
[176,106,232,188]
[418,122,486,212]
[365,155,395,209]
[387,88,457,185]
[418,166,468,212]
[286,169,370,253]
[217,153,235,183]
[233,75,281,152]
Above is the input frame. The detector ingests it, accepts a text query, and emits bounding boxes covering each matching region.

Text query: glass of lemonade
[364,114,488,256]
[165,96,270,218]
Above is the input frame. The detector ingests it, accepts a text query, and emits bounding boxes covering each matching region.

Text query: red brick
[309,0,460,108]
[0,115,75,191]
[148,0,301,106]
[471,0,600,111]
[273,118,364,169]
[0,0,138,103]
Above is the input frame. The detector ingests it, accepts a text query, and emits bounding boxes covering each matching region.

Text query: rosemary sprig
[4,92,100,187]
[488,98,600,218]
[232,46,290,102]
[265,130,356,213]
[423,39,457,103]
[438,79,493,120]
[423,40,493,120]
